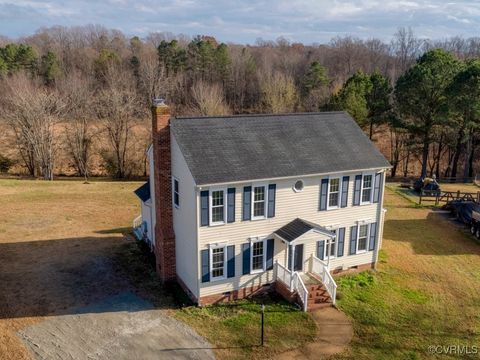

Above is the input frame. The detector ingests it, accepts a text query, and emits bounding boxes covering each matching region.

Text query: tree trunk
[421,136,429,178]
[451,126,465,178]
[434,133,444,178]
[464,130,473,181]
[403,150,410,178]
[468,141,475,178]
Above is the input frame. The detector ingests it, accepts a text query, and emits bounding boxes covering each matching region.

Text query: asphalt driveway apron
[18,292,215,360]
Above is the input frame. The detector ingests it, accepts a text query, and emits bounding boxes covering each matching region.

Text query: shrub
[0,154,14,173]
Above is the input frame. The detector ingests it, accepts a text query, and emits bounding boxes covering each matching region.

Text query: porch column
[290,245,295,272]
[327,237,331,269]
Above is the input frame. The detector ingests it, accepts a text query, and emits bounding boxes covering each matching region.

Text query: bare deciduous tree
[2,73,64,180]
[189,80,230,116]
[59,71,94,180]
[260,72,298,113]
[94,66,141,178]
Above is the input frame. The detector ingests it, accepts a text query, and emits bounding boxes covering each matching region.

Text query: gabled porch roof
[134,181,150,202]
[274,218,335,244]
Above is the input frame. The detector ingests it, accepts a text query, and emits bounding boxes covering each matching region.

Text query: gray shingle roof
[170,112,390,185]
[275,218,335,243]
[134,181,150,202]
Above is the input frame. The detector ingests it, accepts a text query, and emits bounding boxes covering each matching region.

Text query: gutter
[195,165,392,190]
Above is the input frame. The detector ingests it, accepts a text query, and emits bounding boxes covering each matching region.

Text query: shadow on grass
[95,227,132,234]
[0,236,190,320]
[384,212,480,256]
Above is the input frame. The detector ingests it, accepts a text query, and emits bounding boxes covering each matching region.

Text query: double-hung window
[252,185,267,220]
[210,189,226,225]
[361,174,373,204]
[251,239,265,272]
[173,177,180,208]
[328,178,341,209]
[357,224,369,252]
[210,245,226,280]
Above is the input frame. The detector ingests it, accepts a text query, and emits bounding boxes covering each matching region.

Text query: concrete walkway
[18,292,215,360]
[277,307,353,360]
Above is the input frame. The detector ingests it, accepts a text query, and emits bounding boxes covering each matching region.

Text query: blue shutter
[242,186,251,221]
[227,188,236,223]
[353,175,362,206]
[349,226,358,255]
[341,176,349,208]
[201,249,210,282]
[266,239,274,270]
[317,240,325,260]
[267,184,276,218]
[369,222,377,251]
[319,178,328,211]
[242,243,250,275]
[373,173,382,203]
[227,245,235,278]
[200,190,209,226]
[337,227,346,257]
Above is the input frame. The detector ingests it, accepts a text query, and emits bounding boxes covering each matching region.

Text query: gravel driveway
[18,292,215,360]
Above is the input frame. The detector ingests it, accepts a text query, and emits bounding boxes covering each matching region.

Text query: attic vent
[293,180,304,192]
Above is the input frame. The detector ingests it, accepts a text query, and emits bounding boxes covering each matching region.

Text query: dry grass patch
[0,179,141,360]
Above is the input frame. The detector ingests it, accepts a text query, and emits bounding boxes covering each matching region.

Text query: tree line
[0,25,479,180]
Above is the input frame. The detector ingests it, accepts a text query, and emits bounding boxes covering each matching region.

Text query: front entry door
[293,244,304,272]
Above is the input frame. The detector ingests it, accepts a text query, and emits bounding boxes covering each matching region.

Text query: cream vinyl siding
[171,135,199,298]
[196,170,386,297]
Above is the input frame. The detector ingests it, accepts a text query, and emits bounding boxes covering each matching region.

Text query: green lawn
[333,188,480,359]
[175,298,316,360]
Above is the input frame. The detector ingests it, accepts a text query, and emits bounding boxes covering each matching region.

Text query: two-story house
[133,99,390,311]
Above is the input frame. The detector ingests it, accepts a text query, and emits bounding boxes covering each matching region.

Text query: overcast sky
[1,0,479,43]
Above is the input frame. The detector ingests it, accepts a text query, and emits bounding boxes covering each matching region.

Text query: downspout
[374,170,387,271]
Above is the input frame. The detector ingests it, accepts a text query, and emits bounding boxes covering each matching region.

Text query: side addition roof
[274,218,335,243]
[170,112,391,186]
[134,181,150,202]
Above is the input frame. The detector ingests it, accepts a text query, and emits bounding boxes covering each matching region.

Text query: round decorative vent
[293,180,304,192]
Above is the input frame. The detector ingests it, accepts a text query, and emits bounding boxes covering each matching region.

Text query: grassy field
[0,179,141,360]
[333,188,480,359]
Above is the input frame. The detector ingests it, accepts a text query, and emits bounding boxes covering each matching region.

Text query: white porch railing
[274,261,308,312]
[291,272,308,312]
[311,255,337,305]
[133,215,142,229]
[275,261,292,287]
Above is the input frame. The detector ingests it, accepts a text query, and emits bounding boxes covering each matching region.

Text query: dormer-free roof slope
[171,112,391,185]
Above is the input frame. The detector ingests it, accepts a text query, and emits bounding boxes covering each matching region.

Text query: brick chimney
[151,98,176,282]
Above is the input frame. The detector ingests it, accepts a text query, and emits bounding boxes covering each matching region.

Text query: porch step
[305,277,333,311]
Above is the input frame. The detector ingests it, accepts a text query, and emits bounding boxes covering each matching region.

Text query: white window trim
[293,179,305,193]
[356,222,370,254]
[209,188,227,226]
[172,176,180,209]
[251,183,268,221]
[209,243,227,281]
[249,236,267,274]
[324,227,338,259]
[327,176,342,210]
[360,173,374,205]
